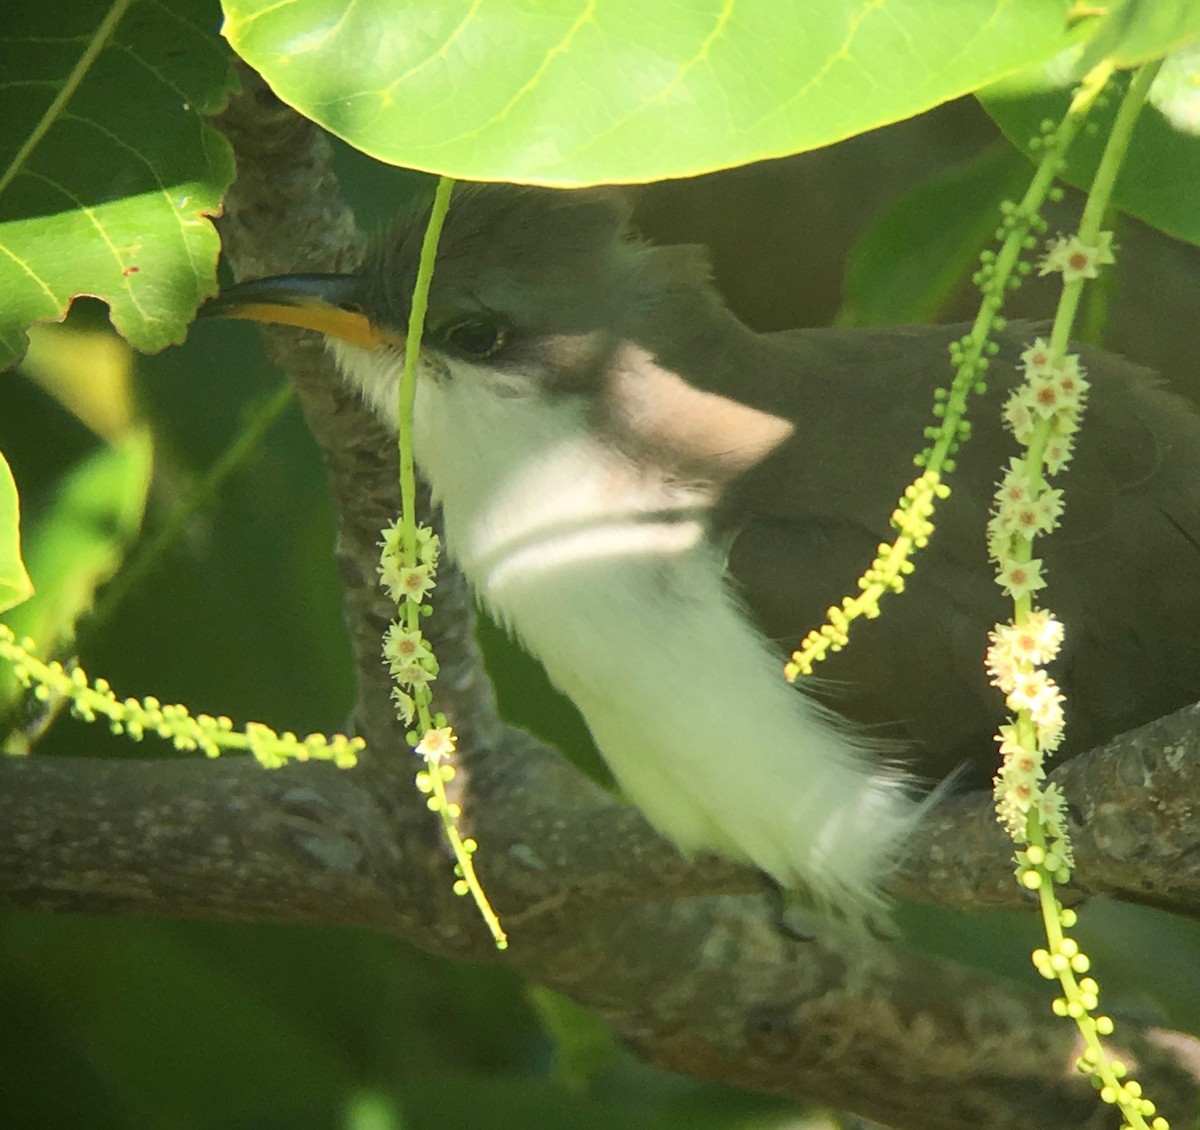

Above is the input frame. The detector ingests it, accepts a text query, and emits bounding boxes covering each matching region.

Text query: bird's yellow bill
[199,274,400,350]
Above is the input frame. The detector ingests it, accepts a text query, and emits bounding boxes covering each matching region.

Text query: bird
[202,183,1200,917]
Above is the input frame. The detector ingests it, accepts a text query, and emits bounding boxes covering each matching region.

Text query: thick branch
[1,65,1198,1129]
[902,704,1200,916]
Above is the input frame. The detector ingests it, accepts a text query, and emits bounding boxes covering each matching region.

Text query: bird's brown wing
[716,324,1200,782]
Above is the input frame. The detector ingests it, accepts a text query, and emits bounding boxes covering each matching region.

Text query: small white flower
[1038,232,1115,283]
[996,557,1047,600]
[415,726,456,761]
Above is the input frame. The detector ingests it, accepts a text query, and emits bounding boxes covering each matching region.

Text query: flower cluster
[987,332,1090,851]
[988,70,1166,1126]
[786,175,1059,682]
[0,625,362,769]
[377,512,504,945]
[785,469,948,678]
[1026,898,1165,1127]
[378,517,443,735]
[379,521,440,605]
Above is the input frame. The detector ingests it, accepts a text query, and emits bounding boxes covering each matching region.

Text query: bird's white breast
[338,343,922,916]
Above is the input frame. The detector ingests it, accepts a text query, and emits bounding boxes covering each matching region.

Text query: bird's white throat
[336,341,922,916]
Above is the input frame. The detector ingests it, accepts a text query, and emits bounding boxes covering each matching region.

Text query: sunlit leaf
[18,323,137,444]
[0,453,34,614]
[0,428,153,722]
[981,62,1200,248]
[222,0,1077,186]
[1147,41,1200,140]
[0,0,237,369]
[1074,0,1200,73]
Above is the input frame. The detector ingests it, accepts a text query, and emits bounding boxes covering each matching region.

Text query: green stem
[386,178,506,947]
[1050,61,1161,357]
[396,177,455,612]
[1012,59,1165,1130]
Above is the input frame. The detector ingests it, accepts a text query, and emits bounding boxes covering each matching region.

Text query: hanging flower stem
[384,177,507,950]
[989,60,1165,1130]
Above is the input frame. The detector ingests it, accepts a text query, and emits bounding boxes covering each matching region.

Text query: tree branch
[2,65,1198,1129]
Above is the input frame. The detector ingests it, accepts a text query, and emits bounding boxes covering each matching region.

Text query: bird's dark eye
[440,317,508,358]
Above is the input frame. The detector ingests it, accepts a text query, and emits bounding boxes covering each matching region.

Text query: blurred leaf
[1147,40,1200,138]
[526,985,619,1092]
[1075,0,1200,73]
[0,0,237,369]
[221,0,1077,186]
[0,428,153,725]
[18,323,136,443]
[343,1092,405,1130]
[836,142,1032,327]
[0,915,350,1128]
[980,62,1200,246]
[0,453,33,613]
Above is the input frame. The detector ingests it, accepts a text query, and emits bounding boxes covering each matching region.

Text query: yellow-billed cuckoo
[204,184,1200,915]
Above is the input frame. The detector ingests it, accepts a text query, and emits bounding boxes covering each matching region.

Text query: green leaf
[980,63,1200,248]
[0,917,353,1124]
[18,322,138,444]
[836,142,1032,327]
[1147,41,1200,141]
[525,986,619,1092]
[0,428,153,722]
[1075,0,1200,73]
[0,453,34,614]
[221,0,1077,186]
[0,0,238,369]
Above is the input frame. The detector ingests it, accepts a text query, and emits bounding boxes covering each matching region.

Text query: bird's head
[204,185,716,411]
[201,183,778,492]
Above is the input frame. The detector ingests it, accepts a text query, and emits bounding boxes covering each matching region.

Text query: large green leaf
[1075,0,1200,73]
[981,57,1200,248]
[221,0,1077,186]
[0,453,33,614]
[0,0,237,369]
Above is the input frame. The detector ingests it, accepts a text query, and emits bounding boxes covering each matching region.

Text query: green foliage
[1075,0,1200,71]
[220,0,1078,186]
[526,986,621,1091]
[836,142,1032,326]
[0,429,153,728]
[981,57,1200,247]
[0,0,237,368]
[0,454,32,614]
[0,627,363,765]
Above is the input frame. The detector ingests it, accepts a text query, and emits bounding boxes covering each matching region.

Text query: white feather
[335,342,923,916]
